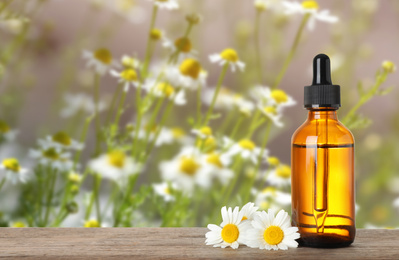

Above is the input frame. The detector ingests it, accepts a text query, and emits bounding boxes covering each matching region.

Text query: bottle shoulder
[292,118,354,145]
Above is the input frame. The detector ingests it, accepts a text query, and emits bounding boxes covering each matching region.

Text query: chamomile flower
[223,138,268,164]
[159,146,212,192]
[209,48,245,72]
[89,150,139,182]
[202,152,233,186]
[107,0,145,24]
[0,158,29,184]
[153,182,178,202]
[250,85,296,109]
[82,48,118,75]
[149,28,164,41]
[205,206,251,249]
[165,58,207,90]
[282,1,339,30]
[258,105,284,127]
[148,0,179,10]
[191,126,213,139]
[245,209,300,250]
[142,79,186,105]
[60,93,108,118]
[134,123,176,147]
[38,132,84,151]
[110,68,139,92]
[0,120,17,142]
[163,37,197,58]
[240,202,259,221]
[202,87,255,116]
[382,60,396,74]
[255,187,292,210]
[266,164,291,186]
[121,55,140,69]
[29,147,73,171]
[84,219,101,228]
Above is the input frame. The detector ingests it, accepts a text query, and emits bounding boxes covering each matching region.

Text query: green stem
[94,174,102,224]
[272,14,310,89]
[44,168,57,226]
[202,64,229,126]
[106,83,123,124]
[254,10,263,83]
[142,5,159,77]
[229,114,245,140]
[74,115,93,169]
[222,157,243,206]
[195,85,203,127]
[342,72,388,125]
[114,90,128,127]
[93,74,102,156]
[132,82,143,157]
[0,178,6,191]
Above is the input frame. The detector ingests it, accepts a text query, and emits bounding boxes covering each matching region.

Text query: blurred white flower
[266,164,291,186]
[245,209,300,250]
[191,126,213,139]
[258,105,284,127]
[121,55,141,69]
[202,87,255,116]
[82,48,118,75]
[165,58,207,90]
[255,187,292,210]
[209,48,245,72]
[153,182,178,202]
[89,150,139,182]
[143,79,186,106]
[0,120,18,142]
[201,152,233,186]
[159,146,213,192]
[250,86,296,109]
[134,123,177,147]
[38,132,84,151]
[0,158,29,184]
[29,147,73,171]
[107,0,146,24]
[393,197,399,211]
[282,1,338,30]
[61,93,108,118]
[163,37,197,59]
[222,138,268,164]
[110,68,139,92]
[148,0,179,10]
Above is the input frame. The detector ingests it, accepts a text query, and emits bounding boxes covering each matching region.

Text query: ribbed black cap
[304,54,341,108]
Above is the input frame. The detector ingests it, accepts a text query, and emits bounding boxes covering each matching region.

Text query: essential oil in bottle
[291,54,355,248]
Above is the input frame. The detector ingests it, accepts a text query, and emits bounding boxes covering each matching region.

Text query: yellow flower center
[2,158,20,172]
[271,90,288,103]
[267,156,280,166]
[301,0,319,10]
[156,82,175,97]
[179,58,201,79]
[263,106,277,115]
[0,120,10,133]
[122,56,137,68]
[12,222,26,228]
[94,48,112,65]
[255,1,267,11]
[262,186,276,194]
[196,136,216,152]
[171,127,185,138]
[174,37,192,53]
[150,28,162,40]
[84,220,100,228]
[260,201,269,210]
[68,172,82,183]
[43,148,59,160]
[120,69,138,82]
[52,131,72,146]
[276,165,291,179]
[263,226,284,245]
[241,216,248,221]
[199,126,212,136]
[220,48,239,62]
[239,139,255,150]
[221,224,239,243]
[164,187,171,194]
[107,150,126,168]
[206,153,223,168]
[179,156,200,176]
[382,60,396,74]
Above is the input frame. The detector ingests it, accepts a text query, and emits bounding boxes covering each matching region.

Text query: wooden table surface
[0,228,398,259]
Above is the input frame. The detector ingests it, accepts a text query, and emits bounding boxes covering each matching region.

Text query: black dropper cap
[304,54,341,108]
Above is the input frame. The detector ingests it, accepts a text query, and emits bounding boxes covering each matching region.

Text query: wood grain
[0,228,397,259]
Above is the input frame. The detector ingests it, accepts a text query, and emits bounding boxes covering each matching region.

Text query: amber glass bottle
[291,54,355,247]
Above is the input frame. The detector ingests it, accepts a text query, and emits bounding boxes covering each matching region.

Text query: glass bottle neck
[307,108,338,121]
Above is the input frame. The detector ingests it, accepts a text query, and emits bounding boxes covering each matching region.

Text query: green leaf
[346,114,372,130]
[377,86,394,96]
